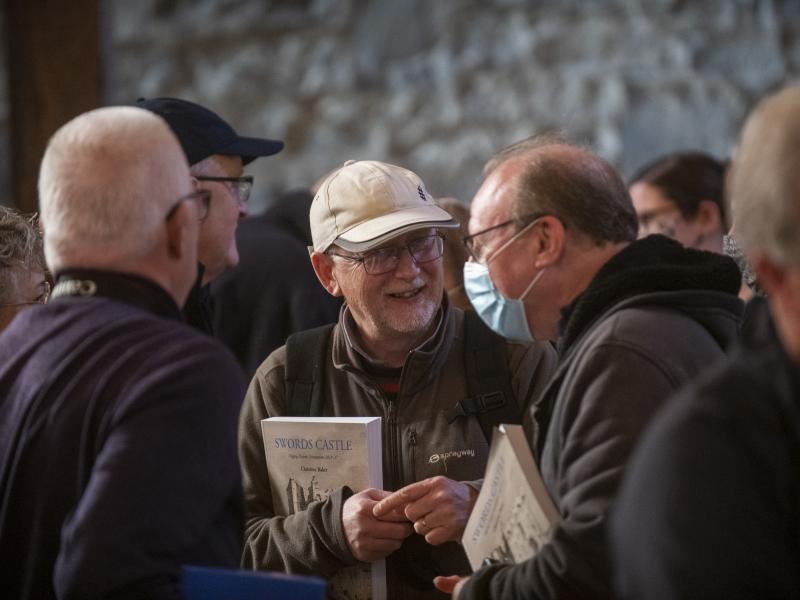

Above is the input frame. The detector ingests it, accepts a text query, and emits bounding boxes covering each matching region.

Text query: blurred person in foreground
[0,207,49,332]
[138,96,283,334]
[629,151,727,252]
[0,106,245,599]
[432,134,742,599]
[612,86,800,600]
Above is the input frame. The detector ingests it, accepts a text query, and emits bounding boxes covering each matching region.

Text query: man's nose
[393,246,421,277]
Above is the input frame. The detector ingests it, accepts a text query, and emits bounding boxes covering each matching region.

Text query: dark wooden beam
[5,0,102,212]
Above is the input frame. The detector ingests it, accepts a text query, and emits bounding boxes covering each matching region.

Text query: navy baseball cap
[136,97,284,166]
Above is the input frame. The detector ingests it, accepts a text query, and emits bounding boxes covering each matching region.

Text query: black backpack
[284,310,521,442]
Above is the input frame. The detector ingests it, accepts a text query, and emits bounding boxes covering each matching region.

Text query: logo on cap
[418,186,428,202]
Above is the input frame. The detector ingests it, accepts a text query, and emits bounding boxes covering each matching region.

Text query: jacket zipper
[408,428,417,482]
[386,396,398,491]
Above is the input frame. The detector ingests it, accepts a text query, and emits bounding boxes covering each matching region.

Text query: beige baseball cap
[310,160,458,252]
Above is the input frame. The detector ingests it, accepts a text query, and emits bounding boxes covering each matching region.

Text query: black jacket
[461,236,743,600]
[0,271,245,600]
[184,263,215,335]
[612,307,800,599]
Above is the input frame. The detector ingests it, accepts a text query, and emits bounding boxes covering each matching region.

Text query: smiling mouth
[388,287,423,299]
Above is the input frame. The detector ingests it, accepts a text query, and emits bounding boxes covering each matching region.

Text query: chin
[227,248,240,268]
[387,303,439,335]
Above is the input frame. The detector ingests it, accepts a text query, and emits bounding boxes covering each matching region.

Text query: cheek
[673,219,700,244]
[201,208,238,247]
[492,270,516,298]
[490,258,527,298]
[422,261,444,291]
[334,268,371,306]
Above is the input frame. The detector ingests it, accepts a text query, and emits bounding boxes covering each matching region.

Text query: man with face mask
[434,135,743,599]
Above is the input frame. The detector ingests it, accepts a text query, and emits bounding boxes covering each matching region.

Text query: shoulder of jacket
[588,303,715,351]
[252,344,289,383]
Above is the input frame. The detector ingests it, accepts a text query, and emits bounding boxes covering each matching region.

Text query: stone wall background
[3,0,800,213]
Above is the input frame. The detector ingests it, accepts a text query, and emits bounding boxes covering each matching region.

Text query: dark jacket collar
[52,269,182,322]
[558,235,743,355]
[183,263,214,335]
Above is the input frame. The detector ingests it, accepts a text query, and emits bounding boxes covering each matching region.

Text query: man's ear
[693,200,724,236]
[310,252,343,297]
[753,254,785,298]
[165,202,197,261]
[530,215,566,269]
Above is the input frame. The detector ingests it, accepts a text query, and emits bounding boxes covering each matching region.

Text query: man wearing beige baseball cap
[239,160,556,597]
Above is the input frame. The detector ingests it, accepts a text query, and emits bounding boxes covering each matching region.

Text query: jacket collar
[183,263,214,334]
[52,269,182,322]
[332,295,457,397]
[558,235,742,355]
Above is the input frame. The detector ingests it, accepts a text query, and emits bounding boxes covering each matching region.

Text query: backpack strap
[284,323,335,417]
[446,310,521,442]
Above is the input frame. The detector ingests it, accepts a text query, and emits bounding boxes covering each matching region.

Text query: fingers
[404,478,475,545]
[413,516,430,536]
[433,575,463,594]
[372,479,432,517]
[415,516,454,546]
[349,535,406,563]
[365,488,410,522]
[400,477,466,521]
[362,487,393,501]
[343,489,414,562]
[377,505,411,522]
[370,519,414,540]
[370,479,474,547]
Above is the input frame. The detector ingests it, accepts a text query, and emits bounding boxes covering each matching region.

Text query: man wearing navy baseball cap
[137,97,284,333]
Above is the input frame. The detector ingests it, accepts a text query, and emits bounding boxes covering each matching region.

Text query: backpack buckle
[478,392,505,411]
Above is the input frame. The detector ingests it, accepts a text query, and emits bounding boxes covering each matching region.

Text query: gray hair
[729,86,800,267]
[0,207,46,303]
[498,136,637,245]
[38,106,188,270]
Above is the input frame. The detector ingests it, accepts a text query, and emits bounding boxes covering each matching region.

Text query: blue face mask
[463,261,544,341]
[463,218,545,341]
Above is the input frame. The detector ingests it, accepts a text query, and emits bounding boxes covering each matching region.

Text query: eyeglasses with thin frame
[0,280,51,307]
[463,213,547,264]
[195,175,254,205]
[637,205,683,237]
[328,234,445,275]
[166,189,212,221]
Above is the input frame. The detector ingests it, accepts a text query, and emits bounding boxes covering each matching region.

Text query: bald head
[38,106,192,271]
[730,87,800,267]
[482,140,637,244]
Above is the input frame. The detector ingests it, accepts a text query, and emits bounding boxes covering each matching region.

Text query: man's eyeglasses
[166,189,212,221]
[0,280,51,307]
[463,213,547,264]
[195,175,254,205]
[637,205,683,238]
[328,234,445,275]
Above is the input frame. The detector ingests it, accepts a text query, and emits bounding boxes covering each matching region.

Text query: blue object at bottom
[182,565,327,600]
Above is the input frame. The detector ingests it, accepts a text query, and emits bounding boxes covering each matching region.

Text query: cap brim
[334,205,459,252]
[220,135,284,165]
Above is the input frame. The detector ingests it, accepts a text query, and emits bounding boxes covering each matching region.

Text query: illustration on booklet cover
[261,417,385,600]
[462,424,560,570]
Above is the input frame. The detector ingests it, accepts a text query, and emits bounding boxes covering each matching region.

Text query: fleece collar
[558,235,742,355]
